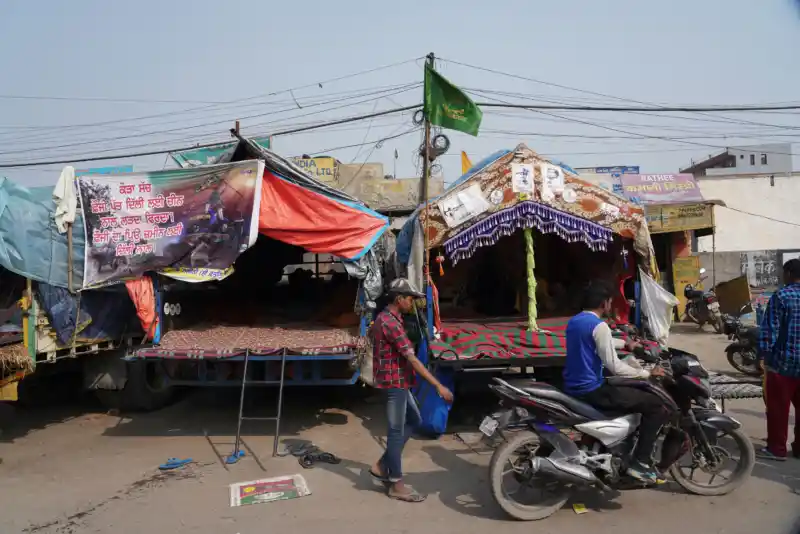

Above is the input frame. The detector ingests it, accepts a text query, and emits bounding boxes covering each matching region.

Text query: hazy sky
[1,0,799,186]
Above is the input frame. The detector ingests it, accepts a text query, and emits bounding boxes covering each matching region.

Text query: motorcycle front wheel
[727,350,763,377]
[489,431,570,521]
[669,427,754,496]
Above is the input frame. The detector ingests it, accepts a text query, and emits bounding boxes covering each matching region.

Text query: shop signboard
[290,156,337,184]
[740,250,779,289]
[672,255,700,317]
[647,203,713,234]
[575,166,638,196]
[592,166,640,174]
[76,160,264,288]
[620,174,704,205]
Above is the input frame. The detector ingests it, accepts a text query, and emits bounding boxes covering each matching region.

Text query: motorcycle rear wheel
[727,350,763,377]
[668,427,754,496]
[489,431,570,521]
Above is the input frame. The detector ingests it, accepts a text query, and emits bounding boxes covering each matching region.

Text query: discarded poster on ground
[76,161,264,288]
[229,475,311,507]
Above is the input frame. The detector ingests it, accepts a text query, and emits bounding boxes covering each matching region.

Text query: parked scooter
[722,305,762,377]
[683,268,723,334]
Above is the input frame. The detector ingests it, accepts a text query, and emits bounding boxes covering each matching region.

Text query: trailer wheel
[95,360,175,412]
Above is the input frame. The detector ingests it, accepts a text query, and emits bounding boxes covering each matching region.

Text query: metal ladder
[226,348,288,464]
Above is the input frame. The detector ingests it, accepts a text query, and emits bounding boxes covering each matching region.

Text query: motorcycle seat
[507,380,608,420]
[685,289,705,299]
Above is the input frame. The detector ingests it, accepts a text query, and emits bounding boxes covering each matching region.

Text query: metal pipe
[272,348,288,457]
[711,205,717,288]
[232,349,250,456]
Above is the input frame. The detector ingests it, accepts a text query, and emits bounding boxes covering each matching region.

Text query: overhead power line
[0,105,418,168]
[470,90,800,157]
[0,94,228,105]
[0,84,420,158]
[0,57,423,138]
[443,57,800,132]
[474,102,800,113]
[722,206,800,228]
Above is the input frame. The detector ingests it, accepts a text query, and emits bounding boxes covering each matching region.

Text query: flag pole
[421,52,435,288]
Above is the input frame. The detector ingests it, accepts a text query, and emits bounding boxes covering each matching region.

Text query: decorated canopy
[398,144,655,271]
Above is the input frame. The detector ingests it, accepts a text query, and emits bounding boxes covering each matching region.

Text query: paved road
[2,329,799,534]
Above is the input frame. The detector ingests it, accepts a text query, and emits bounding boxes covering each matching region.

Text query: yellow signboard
[672,256,700,317]
[647,203,713,234]
[291,157,337,183]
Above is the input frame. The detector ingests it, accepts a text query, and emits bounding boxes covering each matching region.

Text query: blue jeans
[379,388,422,482]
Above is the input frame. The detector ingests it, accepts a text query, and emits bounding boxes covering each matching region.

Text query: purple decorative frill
[443,201,612,265]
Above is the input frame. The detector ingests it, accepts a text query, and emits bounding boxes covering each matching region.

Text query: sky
[0,0,799,187]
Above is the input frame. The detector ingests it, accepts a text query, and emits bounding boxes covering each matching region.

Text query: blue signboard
[75,165,133,177]
[593,166,639,175]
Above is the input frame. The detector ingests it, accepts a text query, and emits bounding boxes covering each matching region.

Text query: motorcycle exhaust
[530,457,598,486]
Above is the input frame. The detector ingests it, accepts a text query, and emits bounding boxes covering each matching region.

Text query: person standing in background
[757,259,800,460]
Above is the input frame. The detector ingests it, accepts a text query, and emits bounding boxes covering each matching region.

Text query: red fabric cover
[612,274,633,324]
[258,171,386,260]
[125,277,159,340]
[431,280,443,333]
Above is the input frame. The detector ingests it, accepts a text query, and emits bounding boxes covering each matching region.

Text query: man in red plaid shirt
[369,278,453,503]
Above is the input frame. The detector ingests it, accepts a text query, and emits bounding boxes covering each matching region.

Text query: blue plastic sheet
[36,282,140,345]
[0,177,84,288]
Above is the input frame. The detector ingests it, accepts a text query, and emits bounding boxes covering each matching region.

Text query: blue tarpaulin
[36,282,140,345]
[0,177,85,288]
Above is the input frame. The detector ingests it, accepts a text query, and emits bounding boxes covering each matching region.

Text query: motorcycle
[684,268,723,334]
[722,305,762,377]
[479,347,754,521]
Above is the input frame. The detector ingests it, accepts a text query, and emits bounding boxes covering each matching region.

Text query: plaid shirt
[759,282,800,378]
[371,307,417,389]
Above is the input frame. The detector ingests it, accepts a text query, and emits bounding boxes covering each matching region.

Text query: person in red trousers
[757,259,800,461]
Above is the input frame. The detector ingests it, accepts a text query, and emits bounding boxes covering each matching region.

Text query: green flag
[424,65,482,136]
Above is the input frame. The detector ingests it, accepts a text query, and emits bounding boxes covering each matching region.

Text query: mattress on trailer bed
[430,316,652,365]
[134,323,359,359]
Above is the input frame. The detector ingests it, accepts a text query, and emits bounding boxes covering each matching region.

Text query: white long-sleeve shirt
[591,318,650,379]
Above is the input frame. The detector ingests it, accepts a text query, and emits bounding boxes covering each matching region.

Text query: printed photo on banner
[540,163,566,195]
[76,161,264,288]
[511,163,534,194]
[436,183,490,228]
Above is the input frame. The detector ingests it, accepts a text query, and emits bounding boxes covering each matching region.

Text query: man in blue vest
[563,280,668,482]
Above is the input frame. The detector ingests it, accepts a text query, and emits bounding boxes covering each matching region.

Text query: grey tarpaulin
[0,177,85,288]
[343,232,396,310]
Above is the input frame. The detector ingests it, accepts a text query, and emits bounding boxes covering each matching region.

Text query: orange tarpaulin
[258,171,388,260]
[125,277,159,340]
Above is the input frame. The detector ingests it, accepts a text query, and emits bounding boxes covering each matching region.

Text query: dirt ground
[2,327,800,534]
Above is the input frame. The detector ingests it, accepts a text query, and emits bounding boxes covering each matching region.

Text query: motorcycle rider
[563,280,668,482]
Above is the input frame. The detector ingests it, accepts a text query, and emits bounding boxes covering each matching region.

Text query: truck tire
[95,360,175,412]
